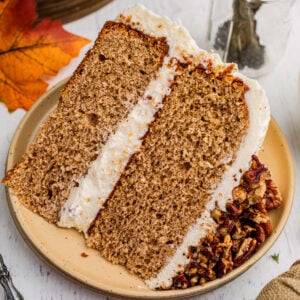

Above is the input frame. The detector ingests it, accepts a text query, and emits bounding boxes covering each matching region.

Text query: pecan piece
[226,202,243,216]
[247,182,266,205]
[232,220,247,240]
[265,179,283,210]
[232,186,247,204]
[185,267,198,276]
[231,239,241,254]
[262,219,273,236]
[190,276,199,286]
[253,224,265,245]
[172,273,189,289]
[242,157,267,189]
[242,208,269,224]
[216,257,233,278]
[233,238,257,267]
[211,208,223,224]
[251,155,264,169]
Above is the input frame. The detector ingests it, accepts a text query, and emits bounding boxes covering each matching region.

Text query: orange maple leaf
[0,0,90,111]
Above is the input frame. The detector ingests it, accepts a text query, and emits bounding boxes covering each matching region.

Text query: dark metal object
[214,0,265,70]
[0,255,24,300]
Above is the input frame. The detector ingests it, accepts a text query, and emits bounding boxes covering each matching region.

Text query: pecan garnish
[226,202,243,216]
[172,273,189,289]
[265,179,282,210]
[169,156,282,290]
[233,238,257,267]
[253,224,265,245]
[232,186,247,204]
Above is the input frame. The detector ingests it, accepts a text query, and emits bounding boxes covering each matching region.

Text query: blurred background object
[207,0,294,77]
[257,260,300,299]
[36,0,112,24]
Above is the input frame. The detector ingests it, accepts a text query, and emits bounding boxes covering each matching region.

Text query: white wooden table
[1,0,299,299]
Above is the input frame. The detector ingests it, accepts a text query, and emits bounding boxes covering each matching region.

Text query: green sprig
[271,253,280,263]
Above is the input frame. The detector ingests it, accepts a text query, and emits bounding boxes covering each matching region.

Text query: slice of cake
[3,4,281,290]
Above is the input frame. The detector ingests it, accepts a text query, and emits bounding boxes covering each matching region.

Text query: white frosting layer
[58,57,177,235]
[58,4,270,288]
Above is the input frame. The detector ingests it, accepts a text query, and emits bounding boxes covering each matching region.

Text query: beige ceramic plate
[5,79,294,299]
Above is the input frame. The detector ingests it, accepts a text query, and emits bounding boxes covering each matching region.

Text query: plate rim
[4,79,295,299]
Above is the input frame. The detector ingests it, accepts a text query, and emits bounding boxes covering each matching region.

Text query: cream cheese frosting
[58,4,270,288]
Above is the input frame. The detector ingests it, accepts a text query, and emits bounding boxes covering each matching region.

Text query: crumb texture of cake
[87,62,249,280]
[3,21,168,223]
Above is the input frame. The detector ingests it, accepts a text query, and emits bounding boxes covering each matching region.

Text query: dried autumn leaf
[0,0,90,111]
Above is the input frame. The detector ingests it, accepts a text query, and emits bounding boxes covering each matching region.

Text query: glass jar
[207,0,294,77]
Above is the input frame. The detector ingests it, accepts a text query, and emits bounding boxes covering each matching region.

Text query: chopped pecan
[253,202,267,214]
[262,220,273,236]
[216,257,233,278]
[172,273,189,289]
[211,208,222,223]
[233,238,257,267]
[232,220,247,240]
[227,220,236,234]
[247,182,266,205]
[190,276,199,286]
[243,225,256,235]
[251,155,264,169]
[232,186,247,204]
[242,208,269,224]
[218,225,228,237]
[226,202,243,216]
[197,253,208,264]
[242,157,267,189]
[197,266,208,276]
[253,224,265,245]
[265,179,283,210]
[231,239,241,254]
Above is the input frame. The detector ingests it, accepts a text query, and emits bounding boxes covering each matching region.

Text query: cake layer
[3,21,168,223]
[87,62,250,279]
